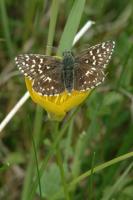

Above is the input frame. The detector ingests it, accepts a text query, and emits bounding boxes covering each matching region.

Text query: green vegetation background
[0,0,133,199]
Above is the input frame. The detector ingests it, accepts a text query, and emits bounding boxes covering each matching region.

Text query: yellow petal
[25,78,91,121]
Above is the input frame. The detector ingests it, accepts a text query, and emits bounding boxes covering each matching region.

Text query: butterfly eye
[63,51,72,57]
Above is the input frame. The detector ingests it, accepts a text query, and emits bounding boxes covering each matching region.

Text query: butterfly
[15,41,115,96]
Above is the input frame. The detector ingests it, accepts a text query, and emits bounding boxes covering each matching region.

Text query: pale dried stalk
[0,92,30,133]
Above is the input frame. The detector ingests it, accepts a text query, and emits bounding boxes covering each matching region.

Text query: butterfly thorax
[62,51,75,93]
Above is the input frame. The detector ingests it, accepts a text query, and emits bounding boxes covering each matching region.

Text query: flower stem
[29,109,79,200]
[21,106,43,200]
[52,122,70,200]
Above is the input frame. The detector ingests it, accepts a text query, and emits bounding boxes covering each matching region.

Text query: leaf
[37,163,64,198]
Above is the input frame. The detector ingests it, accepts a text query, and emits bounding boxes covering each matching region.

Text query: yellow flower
[25,77,90,121]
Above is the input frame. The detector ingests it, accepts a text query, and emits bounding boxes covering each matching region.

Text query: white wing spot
[47,77,52,82]
[90,51,93,56]
[97,49,100,53]
[98,54,102,57]
[102,43,106,49]
[38,92,43,96]
[40,75,45,79]
[28,77,32,80]
[90,71,93,74]
[102,77,105,82]
[99,57,103,61]
[40,58,43,63]
[26,57,30,61]
[46,66,50,69]
[31,64,35,68]
[85,71,92,76]
[30,69,35,72]
[96,82,101,86]
[92,60,96,65]
[38,69,43,74]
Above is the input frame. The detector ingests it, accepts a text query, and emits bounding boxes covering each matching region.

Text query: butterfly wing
[15,54,65,96]
[74,41,115,91]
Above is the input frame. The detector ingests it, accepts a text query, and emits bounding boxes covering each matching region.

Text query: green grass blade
[101,162,133,200]
[21,106,43,200]
[23,0,38,41]
[53,151,133,199]
[70,151,133,188]
[46,0,60,55]
[57,0,86,55]
[0,0,14,58]
[32,135,42,199]
[29,109,79,200]
[52,122,70,200]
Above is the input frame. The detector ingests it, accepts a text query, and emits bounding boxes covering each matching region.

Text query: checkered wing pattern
[74,41,115,91]
[15,54,64,96]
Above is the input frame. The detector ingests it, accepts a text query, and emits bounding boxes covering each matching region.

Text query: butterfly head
[62,50,72,57]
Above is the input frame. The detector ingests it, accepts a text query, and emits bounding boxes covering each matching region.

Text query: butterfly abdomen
[62,51,75,93]
[63,69,74,93]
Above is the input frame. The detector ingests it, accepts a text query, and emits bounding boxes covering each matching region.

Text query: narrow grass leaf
[53,151,133,199]
[0,0,14,58]
[101,162,133,200]
[46,0,60,55]
[57,0,86,55]
[23,0,38,41]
